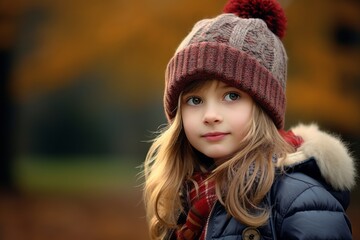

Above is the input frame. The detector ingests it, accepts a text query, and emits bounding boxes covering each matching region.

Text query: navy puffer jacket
[203,124,355,240]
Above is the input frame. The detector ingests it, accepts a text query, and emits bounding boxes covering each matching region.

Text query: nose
[203,104,223,124]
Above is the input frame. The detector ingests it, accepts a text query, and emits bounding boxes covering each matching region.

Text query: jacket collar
[280,124,356,191]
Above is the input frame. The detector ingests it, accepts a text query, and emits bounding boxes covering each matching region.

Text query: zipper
[203,201,218,240]
[267,183,278,240]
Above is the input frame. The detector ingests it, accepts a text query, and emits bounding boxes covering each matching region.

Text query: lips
[202,132,229,141]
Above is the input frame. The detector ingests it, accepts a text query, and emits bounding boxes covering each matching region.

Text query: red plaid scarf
[177,172,217,240]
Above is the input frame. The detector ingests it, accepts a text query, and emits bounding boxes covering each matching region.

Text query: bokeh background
[0,0,359,239]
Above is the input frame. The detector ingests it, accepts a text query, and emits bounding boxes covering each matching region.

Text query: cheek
[238,111,252,124]
[181,109,194,130]
[182,115,195,136]
[231,107,253,132]
[181,110,198,144]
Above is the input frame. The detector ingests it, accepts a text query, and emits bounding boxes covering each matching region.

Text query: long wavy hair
[143,94,294,239]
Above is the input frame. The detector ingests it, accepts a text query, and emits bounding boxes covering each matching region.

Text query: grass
[14,156,143,194]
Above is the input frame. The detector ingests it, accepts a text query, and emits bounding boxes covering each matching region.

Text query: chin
[205,152,232,162]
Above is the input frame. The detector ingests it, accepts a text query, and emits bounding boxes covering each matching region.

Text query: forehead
[182,80,230,94]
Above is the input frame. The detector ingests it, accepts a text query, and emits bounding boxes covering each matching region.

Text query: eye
[186,97,202,105]
[224,92,240,101]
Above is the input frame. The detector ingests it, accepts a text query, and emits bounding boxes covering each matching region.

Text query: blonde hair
[143,101,294,239]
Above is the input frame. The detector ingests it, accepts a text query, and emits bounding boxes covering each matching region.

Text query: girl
[143,0,356,239]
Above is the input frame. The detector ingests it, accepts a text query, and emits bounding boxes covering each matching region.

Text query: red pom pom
[223,0,287,39]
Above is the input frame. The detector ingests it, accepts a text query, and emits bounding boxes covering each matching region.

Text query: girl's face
[181,80,254,165]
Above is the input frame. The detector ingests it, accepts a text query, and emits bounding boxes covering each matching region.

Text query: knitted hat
[164,0,288,129]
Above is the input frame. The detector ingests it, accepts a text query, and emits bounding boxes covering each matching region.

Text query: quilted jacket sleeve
[272,172,352,240]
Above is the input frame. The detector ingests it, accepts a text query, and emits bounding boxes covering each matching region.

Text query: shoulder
[281,123,356,190]
[271,123,355,239]
[273,123,356,211]
[271,171,353,239]
[271,169,350,215]
[271,165,352,239]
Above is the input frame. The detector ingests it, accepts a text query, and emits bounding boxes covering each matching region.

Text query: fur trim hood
[281,123,356,191]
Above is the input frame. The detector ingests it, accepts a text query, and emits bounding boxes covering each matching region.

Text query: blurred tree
[0,0,29,191]
[0,46,15,191]
[1,0,358,161]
